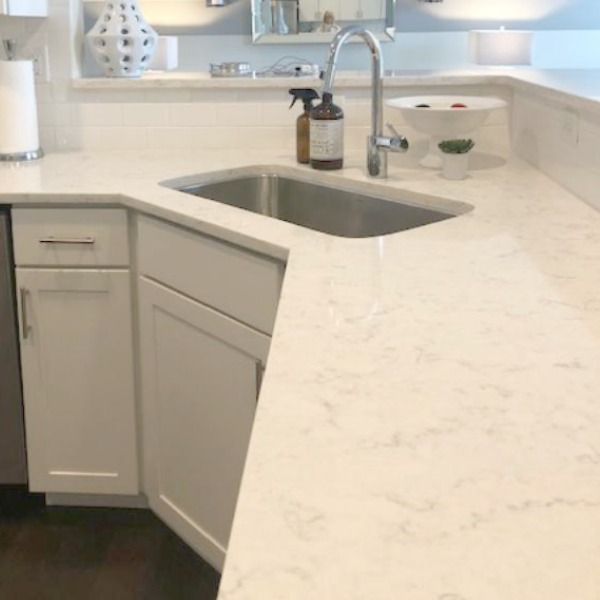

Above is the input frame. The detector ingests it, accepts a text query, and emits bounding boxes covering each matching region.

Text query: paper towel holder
[0,148,44,162]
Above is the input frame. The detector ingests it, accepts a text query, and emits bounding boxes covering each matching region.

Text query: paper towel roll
[0,60,42,158]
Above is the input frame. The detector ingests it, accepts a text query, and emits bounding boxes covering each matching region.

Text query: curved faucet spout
[321,26,408,179]
[323,26,383,96]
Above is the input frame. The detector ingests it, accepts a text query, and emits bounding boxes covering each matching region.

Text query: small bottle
[289,88,319,164]
[309,92,344,171]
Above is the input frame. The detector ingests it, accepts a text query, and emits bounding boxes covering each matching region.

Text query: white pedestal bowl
[386,95,507,168]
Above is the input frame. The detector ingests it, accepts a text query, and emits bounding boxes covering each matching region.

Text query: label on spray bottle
[310,120,344,161]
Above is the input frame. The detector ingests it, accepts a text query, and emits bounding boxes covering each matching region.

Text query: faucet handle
[386,122,409,152]
[386,122,402,138]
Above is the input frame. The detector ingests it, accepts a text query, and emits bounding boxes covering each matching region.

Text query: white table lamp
[469,27,533,66]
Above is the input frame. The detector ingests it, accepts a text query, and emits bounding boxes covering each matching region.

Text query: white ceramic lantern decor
[86,0,158,78]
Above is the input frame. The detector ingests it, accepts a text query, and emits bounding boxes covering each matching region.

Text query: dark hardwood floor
[0,487,220,600]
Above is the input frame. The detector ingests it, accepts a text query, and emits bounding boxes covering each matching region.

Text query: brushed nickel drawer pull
[20,287,31,340]
[39,237,96,245]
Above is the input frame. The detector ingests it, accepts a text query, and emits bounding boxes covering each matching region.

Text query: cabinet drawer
[12,208,129,267]
[137,216,284,335]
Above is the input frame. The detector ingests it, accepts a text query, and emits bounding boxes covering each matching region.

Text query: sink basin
[386,95,507,168]
[164,171,470,238]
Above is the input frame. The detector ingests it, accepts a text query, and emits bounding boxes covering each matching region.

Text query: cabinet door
[16,268,138,495]
[299,0,340,22]
[339,0,384,21]
[363,0,385,20]
[138,277,270,571]
[338,0,359,21]
[298,0,320,22]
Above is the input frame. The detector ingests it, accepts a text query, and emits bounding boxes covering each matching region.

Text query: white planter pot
[441,152,470,180]
[86,1,158,78]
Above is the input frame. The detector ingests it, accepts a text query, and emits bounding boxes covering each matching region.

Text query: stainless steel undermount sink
[163,170,471,238]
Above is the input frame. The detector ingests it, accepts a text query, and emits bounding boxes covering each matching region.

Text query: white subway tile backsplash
[37,103,74,127]
[35,83,53,103]
[39,79,513,162]
[56,126,145,150]
[168,103,217,127]
[49,81,74,103]
[511,89,600,211]
[234,89,289,104]
[122,104,169,127]
[55,127,81,151]
[344,101,372,127]
[143,90,193,103]
[94,127,147,150]
[190,128,238,150]
[260,103,296,127]
[56,85,147,104]
[74,103,123,127]
[39,127,56,152]
[213,127,293,151]
[215,103,264,127]
[345,127,371,151]
[146,127,193,150]
[191,90,238,103]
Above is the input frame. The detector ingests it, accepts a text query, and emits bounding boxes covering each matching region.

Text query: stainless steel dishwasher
[0,207,28,486]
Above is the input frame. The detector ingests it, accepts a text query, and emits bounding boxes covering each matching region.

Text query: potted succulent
[438,139,475,180]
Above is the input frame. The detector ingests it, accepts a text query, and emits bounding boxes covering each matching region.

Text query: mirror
[252,0,396,44]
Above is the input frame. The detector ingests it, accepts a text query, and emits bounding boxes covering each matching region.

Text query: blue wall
[395,0,600,31]
[85,0,600,35]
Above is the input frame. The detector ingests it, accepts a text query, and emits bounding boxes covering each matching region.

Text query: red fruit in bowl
[451,102,468,108]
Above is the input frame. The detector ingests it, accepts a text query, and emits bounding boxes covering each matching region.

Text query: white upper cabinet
[0,0,48,17]
[339,0,385,21]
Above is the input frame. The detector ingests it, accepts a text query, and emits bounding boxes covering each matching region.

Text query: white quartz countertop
[2,141,600,599]
[9,63,600,596]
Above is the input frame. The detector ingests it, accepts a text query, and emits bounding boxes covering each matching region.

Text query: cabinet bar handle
[20,287,31,340]
[39,237,95,245]
[255,361,264,400]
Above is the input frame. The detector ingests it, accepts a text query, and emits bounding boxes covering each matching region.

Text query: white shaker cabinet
[300,0,384,23]
[138,278,270,571]
[338,0,385,21]
[12,208,138,496]
[299,0,340,23]
[137,215,284,570]
[0,0,47,16]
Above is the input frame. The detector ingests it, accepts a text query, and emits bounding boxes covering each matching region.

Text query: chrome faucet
[322,26,408,179]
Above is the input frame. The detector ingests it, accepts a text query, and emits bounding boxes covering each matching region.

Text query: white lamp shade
[469,30,533,66]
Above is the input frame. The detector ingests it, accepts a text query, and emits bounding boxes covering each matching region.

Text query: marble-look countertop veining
[2,128,600,598]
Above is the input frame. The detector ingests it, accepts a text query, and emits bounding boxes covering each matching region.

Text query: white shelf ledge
[71,69,501,90]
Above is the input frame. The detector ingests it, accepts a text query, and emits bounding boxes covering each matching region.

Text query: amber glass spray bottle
[289,88,319,164]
